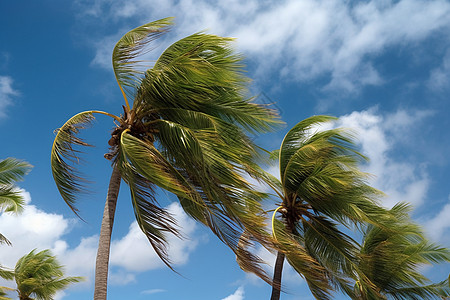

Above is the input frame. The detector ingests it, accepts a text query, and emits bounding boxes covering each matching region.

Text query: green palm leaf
[113,17,174,105]
[0,158,31,186]
[1,249,84,300]
[356,203,450,299]
[136,32,281,133]
[272,217,332,299]
[51,111,96,214]
[0,158,32,214]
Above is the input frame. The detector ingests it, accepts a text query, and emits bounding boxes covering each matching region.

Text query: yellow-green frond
[112,17,174,108]
[51,111,118,215]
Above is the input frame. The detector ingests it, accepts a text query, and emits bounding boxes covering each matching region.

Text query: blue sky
[1,0,449,299]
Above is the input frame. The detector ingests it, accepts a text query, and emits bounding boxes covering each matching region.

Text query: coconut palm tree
[51,17,280,300]
[353,202,450,299]
[263,115,392,300]
[0,249,83,300]
[0,158,32,245]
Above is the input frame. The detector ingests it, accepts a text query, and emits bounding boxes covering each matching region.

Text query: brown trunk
[93,165,121,300]
[270,251,285,300]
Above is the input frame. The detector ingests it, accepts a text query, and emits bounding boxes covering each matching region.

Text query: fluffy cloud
[76,0,450,92]
[109,202,198,272]
[335,108,431,208]
[0,192,199,294]
[0,75,18,118]
[221,286,245,300]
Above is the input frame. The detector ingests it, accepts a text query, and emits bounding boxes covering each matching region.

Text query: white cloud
[0,192,70,268]
[336,108,431,208]
[0,75,18,118]
[424,195,450,243]
[141,288,166,295]
[0,191,200,298]
[428,49,450,92]
[76,0,450,93]
[109,202,198,272]
[221,286,245,300]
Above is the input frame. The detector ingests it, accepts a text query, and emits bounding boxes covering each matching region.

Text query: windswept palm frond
[0,188,25,214]
[0,158,32,214]
[0,287,13,300]
[113,17,174,104]
[0,234,11,246]
[0,158,32,186]
[51,111,120,215]
[51,111,96,214]
[136,32,281,133]
[0,266,14,281]
[119,130,197,199]
[355,202,450,299]
[272,217,332,300]
[13,249,83,300]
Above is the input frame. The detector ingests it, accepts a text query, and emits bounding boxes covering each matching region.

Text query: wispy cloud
[75,0,450,94]
[140,288,166,295]
[0,75,19,118]
[424,194,450,243]
[428,49,450,92]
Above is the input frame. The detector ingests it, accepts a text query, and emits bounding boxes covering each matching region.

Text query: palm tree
[0,249,83,300]
[263,115,392,300]
[51,18,280,300]
[0,158,32,245]
[353,202,450,299]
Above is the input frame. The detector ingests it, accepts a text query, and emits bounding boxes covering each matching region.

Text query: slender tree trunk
[270,251,285,300]
[94,165,121,300]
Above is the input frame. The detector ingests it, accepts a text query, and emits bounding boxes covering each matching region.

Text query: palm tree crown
[354,202,450,300]
[265,115,392,300]
[0,249,83,300]
[51,17,280,299]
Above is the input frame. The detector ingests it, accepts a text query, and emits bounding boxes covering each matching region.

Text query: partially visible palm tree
[263,116,391,300]
[353,202,450,299]
[51,18,280,300]
[0,249,83,300]
[0,158,32,245]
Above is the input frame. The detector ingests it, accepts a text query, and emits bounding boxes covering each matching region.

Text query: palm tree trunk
[94,165,121,300]
[270,251,285,300]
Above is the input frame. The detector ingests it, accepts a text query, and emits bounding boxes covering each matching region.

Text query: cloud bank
[75,0,450,93]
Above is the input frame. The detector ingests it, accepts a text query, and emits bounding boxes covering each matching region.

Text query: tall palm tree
[0,249,83,300]
[0,158,32,245]
[51,18,280,300]
[263,115,392,300]
[353,202,450,299]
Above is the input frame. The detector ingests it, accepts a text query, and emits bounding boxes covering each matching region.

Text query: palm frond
[14,249,83,300]
[113,17,174,104]
[0,287,13,300]
[117,152,180,269]
[272,218,333,299]
[119,130,196,198]
[0,158,31,215]
[136,32,281,133]
[51,111,96,215]
[0,266,14,280]
[0,187,25,214]
[356,203,450,299]
[0,158,32,185]
[302,216,359,275]
[279,115,338,178]
[0,234,11,246]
